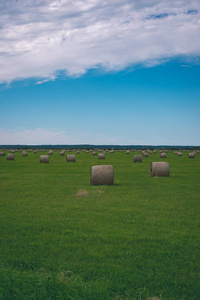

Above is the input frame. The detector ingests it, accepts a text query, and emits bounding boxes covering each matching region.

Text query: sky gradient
[0,0,200,145]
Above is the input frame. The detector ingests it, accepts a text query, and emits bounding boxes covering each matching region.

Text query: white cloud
[0,127,199,146]
[0,128,124,145]
[0,0,200,83]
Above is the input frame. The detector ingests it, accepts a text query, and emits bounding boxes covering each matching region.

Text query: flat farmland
[0,150,200,300]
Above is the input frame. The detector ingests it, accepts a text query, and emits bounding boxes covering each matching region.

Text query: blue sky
[0,0,200,145]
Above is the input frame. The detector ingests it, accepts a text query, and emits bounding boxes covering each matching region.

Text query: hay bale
[0,152,5,156]
[188,153,195,158]
[92,151,97,156]
[150,162,170,177]
[48,150,53,155]
[40,155,49,163]
[160,153,167,158]
[7,153,15,160]
[76,189,88,197]
[66,155,76,162]
[60,151,65,156]
[22,150,28,156]
[98,153,105,159]
[142,152,148,157]
[126,150,130,154]
[133,155,142,162]
[177,152,182,156]
[90,165,114,185]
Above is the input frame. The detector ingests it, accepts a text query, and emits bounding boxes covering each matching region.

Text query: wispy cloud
[0,128,124,145]
[0,0,200,83]
[181,65,192,67]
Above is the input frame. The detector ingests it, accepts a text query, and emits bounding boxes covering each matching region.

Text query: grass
[0,150,200,299]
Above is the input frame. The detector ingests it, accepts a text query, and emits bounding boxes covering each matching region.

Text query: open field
[0,150,200,299]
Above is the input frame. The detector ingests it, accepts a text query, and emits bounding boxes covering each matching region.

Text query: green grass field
[0,150,200,300]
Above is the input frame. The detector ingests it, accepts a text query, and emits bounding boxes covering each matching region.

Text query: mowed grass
[0,150,200,300]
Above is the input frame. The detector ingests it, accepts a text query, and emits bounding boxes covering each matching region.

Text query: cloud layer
[0,128,124,145]
[0,0,200,83]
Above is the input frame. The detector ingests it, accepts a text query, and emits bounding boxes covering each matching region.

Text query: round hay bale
[92,151,97,156]
[98,153,105,159]
[188,153,195,158]
[150,162,170,177]
[60,151,65,156]
[7,153,15,160]
[142,152,148,157]
[0,152,5,156]
[177,152,182,156]
[90,165,114,185]
[48,150,53,155]
[22,151,28,156]
[126,150,130,154]
[40,155,49,163]
[133,155,142,162]
[160,153,167,158]
[66,155,76,162]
